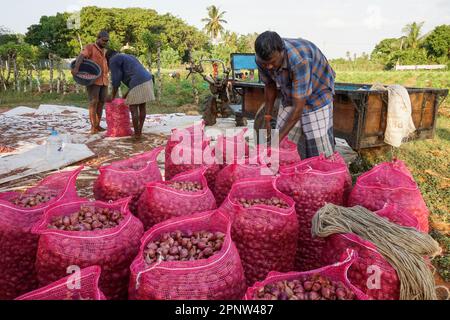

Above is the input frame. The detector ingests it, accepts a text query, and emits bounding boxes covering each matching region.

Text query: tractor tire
[202,96,218,126]
[235,114,248,127]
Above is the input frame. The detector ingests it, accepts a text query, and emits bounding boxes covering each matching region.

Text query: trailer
[229,54,449,151]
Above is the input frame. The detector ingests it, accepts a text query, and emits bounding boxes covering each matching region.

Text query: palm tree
[202,5,227,43]
[402,22,425,49]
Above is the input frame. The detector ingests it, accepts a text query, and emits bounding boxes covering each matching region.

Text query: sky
[1,0,449,58]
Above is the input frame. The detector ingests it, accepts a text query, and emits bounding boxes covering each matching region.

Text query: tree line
[0,6,449,94]
[0,6,257,94]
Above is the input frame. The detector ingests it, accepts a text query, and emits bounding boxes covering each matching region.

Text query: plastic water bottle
[46,128,63,161]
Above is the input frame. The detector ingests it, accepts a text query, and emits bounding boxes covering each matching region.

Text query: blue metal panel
[232,54,257,70]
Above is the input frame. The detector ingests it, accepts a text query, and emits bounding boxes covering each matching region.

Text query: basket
[71,59,102,86]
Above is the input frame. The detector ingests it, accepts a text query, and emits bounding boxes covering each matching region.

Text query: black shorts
[87,85,108,103]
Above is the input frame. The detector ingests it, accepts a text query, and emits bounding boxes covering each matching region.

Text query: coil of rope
[312,204,443,300]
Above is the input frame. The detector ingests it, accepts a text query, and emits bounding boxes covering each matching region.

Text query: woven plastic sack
[129,210,247,300]
[348,161,429,232]
[215,129,251,167]
[276,155,348,271]
[214,160,275,206]
[106,98,133,138]
[322,233,400,300]
[15,266,106,300]
[33,198,144,300]
[94,147,163,214]
[221,177,298,286]
[0,167,82,300]
[245,249,369,300]
[137,167,217,230]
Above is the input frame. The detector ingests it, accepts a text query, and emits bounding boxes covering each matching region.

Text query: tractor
[186,59,247,127]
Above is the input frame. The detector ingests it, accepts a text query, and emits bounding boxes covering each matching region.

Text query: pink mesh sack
[214,160,275,206]
[376,203,420,230]
[322,233,400,300]
[258,137,302,169]
[0,191,21,202]
[348,160,429,232]
[221,177,298,286]
[165,137,220,187]
[129,210,247,300]
[215,129,251,167]
[106,98,133,138]
[15,266,106,300]
[327,152,353,205]
[32,198,144,300]
[276,155,348,271]
[245,249,369,300]
[0,167,82,300]
[165,121,207,181]
[94,147,163,214]
[137,167,217,230]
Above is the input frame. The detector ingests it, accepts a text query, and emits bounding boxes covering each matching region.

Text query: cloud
[437,0,450,8]
[363,5,385,30]
[323,18,349,29]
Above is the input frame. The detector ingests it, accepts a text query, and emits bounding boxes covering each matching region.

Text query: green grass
[336,70,450,112]
[336,70,450,89]
[0,91,88,108]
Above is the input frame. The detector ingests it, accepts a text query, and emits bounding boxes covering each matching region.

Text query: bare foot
[91,128,99,135]
[133,133,142,141]
[97,126,106,132]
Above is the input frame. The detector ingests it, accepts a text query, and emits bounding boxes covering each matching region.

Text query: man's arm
[257,63,277,138]
[278,97,306,142]
[265,81,277,118]
[71,45,91,76]
[107,58,123,102]
[279,60,312,142]
[71,54,85,76]
[108,86,119,103]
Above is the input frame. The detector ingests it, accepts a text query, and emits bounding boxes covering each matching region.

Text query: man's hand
[278,98,306,143]
[71,68,79,77]
[71,54,85,77]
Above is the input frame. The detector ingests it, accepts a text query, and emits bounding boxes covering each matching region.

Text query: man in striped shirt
[255,31,336,159]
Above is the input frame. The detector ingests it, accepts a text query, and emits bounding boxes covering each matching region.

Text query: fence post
[49,55,54,93]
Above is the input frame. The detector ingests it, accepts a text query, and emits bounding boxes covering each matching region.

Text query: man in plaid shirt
[255,31,336,159]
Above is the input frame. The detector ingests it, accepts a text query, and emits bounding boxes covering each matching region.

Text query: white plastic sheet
[0,143,94,185]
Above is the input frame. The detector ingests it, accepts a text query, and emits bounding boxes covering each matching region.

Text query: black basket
[71,59,102,86]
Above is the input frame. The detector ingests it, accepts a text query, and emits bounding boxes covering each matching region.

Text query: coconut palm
[202,5,227,43]
[402,22,425,49]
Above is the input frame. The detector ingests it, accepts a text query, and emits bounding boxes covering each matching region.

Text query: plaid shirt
[258,38,336,113]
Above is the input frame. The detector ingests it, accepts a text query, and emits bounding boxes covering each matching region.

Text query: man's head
[96,31,110,49]
[106,49,119,64]
[255,31,285,71]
